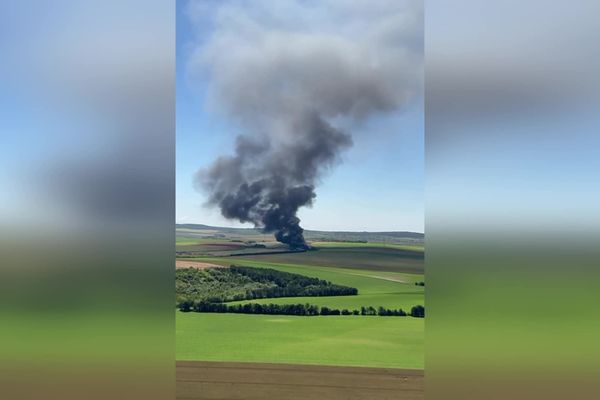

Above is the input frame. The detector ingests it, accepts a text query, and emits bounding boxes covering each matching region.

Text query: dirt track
[175,260,225,270]
[176,361,423,400]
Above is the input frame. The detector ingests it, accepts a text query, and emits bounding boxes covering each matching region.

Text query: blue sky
[176,1,423,232]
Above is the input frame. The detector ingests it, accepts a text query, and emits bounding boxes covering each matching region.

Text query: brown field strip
[175,260,225,270]
[176,361,423,400]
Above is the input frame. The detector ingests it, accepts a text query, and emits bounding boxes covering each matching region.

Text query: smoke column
[191,0,423,249]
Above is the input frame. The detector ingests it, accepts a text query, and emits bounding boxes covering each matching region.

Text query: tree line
[178,300,425,318]
[176,265,359,304]
[228,265,358,298]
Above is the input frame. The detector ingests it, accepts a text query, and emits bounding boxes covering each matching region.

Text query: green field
[176,227,425,369]
[211,260,425,311]
[176,236,242,246]
[311,241,424,252]
[176,238,424,369]
[177,312,424,369]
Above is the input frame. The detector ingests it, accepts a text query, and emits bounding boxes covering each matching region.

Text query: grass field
[177,313,424,369]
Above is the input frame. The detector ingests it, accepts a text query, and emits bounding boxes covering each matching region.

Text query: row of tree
[178,300,425,318]
[240,283,358,300]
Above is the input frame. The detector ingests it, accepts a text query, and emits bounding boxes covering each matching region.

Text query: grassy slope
[216,260,425,311]
[177,313,424,369]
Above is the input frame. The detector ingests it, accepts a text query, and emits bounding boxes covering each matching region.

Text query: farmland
[177,313,423,369]
[177,361,424,400]
[176,225,424,370]
[224,247,423,273]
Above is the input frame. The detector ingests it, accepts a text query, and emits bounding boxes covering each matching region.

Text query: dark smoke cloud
[190,0,423,248]
[200,112,352,248]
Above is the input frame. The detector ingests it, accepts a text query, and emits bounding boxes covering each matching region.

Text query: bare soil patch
[177,361,423,400]
[175,260,225,270]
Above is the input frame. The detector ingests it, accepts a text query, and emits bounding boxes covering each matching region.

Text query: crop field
[310,241,425,252]
[176,231,424,370]
[223,247,424,273]
[177,313,423,369]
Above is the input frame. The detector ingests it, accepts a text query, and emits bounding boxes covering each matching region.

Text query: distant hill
[176,223,424,243]
[305,229,424,240]
[177,223,224,231]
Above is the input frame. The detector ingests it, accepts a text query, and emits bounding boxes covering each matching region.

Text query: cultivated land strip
[176,260,225,270]
[176,361,423,400]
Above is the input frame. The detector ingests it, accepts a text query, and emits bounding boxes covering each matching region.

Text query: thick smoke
[192,0,423,249]
[202,112,353,249]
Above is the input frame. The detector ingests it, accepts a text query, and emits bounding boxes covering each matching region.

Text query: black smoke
[192,1,423,248]
[200,112,352,249]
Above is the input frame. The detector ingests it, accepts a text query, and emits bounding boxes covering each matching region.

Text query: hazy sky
[176,0,423,232]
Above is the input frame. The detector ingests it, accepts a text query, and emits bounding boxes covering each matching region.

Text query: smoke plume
[192,0,423,249]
